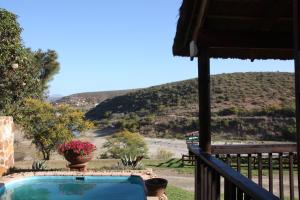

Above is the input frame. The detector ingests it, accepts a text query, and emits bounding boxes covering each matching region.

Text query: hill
[85,72,296,141]
[55,89,134,111]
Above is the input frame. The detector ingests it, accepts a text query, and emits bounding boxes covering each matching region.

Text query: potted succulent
[58,140,96,171]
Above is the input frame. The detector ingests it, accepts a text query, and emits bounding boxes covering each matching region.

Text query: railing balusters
[189,145,279,200]
[289,152,295,200]
[246,154,253,200]
[211,169,216,200]
[237,154,241,172]
[258,153,263,187]
[237,154,243,200]
[200,163,205,200]
[224,181,237,200]
[279,153,284,200]
[211,170,220,200]
[224,153,233,199]
[268,153,273,193]
[207,167,212,200]
[244,194,251,200]
[204,166,208,200]
[248,154,252,180]
[226,154,231,166]
[195,157,201,200]
[190,144,297,200]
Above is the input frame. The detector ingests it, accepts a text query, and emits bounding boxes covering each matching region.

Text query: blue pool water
[0,176,146,200]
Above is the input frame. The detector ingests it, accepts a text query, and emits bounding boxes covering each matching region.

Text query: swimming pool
[0,176,146,200]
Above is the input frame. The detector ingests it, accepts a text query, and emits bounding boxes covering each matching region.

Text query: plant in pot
[145,178,168,198]
[58,140,96,171]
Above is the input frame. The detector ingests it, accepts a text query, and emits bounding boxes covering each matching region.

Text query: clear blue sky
[0,0,294,96]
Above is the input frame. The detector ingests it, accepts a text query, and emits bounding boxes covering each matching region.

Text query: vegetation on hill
[55,90,134,111]
[86,72,296,141]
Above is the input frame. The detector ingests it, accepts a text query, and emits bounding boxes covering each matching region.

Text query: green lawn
[166,185,194,200]
[14,159,296,177]
[145,158,194,174]
[13,159,194,172]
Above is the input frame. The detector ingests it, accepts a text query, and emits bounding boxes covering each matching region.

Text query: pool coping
[0,170,165,200]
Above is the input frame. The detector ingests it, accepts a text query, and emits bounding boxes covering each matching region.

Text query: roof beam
[206,16,292,32]
[208,47,293,60]
[192,0,210,41]
[209,0,292,18]
[260,0,286,31]
[197,31,293,49]
[183,0,200,46]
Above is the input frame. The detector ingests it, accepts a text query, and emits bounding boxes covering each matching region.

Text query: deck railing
[212,144,297,200]
[189,145,282,200]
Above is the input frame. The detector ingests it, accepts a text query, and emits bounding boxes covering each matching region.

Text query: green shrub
[102,130,148,158]
[155,149,174,160]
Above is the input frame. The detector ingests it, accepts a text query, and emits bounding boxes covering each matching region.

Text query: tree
[0,9,43,115]
[103,130,148,158]
[0,9,60,116]
[33,49,60,95]
[18,99,94,160]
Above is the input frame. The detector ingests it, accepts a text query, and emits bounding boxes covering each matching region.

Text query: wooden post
[198,48,211,154]
[293,0,300,198]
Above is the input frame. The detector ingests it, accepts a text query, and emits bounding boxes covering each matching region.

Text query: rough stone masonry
[0,117,14,176]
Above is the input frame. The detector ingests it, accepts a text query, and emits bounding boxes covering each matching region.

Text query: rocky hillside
[86,72,294,117]
[85,72,296,141]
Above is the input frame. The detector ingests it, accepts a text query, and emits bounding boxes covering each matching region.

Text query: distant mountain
[86,78,198,120]
[55,90,135,111]
[85,72,296,141]
[46,94,63,102]
[86,72,295,119]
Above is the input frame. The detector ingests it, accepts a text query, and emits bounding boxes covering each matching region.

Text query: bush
[102,130,148,158]
[115,116,141,132]
[155,149,174,160]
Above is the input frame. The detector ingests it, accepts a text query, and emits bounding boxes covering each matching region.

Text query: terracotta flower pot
[145,178,168,197]
[64,153,93,165]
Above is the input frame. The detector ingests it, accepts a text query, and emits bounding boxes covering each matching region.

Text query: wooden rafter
[260,0,286,31]
[192,0,209,41]
[197,31,292,49]
[183,0,199,47]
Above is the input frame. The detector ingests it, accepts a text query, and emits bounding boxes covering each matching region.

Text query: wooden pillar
[293,0,300,198]
[198,48,211,154]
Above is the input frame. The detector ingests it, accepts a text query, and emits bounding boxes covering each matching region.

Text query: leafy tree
[18,99,94,160]
[0,9,43,115]
[33,49,60,94]
[103,130,148,158]
[0,9,60,116]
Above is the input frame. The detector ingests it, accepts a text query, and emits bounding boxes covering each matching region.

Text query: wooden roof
[173,0,294,60]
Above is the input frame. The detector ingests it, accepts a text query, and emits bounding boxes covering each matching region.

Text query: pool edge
[0,170,156,200]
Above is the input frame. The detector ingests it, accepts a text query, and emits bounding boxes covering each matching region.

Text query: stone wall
[0,117,14,175]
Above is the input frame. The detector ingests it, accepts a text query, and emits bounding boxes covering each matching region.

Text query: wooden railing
[211,144,297,200]
[189,144,284,200]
